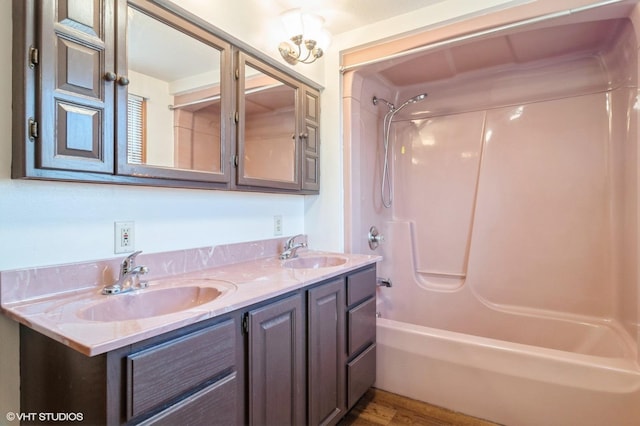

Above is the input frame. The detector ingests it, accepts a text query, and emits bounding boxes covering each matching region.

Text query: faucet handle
[285,234,305,249]
[121,250,142,275]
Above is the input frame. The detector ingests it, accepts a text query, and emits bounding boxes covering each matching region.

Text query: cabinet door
[117,1,233,184]
[237,52,301,190]
[248,293,305,426]
[37,0,118,174]
[301,86,320,192]
[308,279,345,426]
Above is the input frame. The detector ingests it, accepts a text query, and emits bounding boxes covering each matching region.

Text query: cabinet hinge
[234,111,239,123]
[29,47,39,69]
[28,118,38,141]
[241,313,249,334]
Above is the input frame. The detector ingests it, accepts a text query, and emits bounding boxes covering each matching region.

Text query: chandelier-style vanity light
[278,9,330,65]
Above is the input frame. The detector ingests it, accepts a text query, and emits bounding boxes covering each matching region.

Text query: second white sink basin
[284,256,347,269]
[78,280,236,322]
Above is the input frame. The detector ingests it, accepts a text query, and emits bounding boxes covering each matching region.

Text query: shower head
[373,93,427,113]
[395,93,428,112]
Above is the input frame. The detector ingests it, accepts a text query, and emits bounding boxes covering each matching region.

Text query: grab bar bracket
[377,277,392,288]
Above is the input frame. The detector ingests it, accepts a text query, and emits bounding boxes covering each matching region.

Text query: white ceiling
[267,0,447,35]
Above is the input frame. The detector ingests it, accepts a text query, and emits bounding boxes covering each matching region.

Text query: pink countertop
[0,238,380,356]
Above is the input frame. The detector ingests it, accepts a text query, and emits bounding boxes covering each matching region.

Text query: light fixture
[278,9,330,65]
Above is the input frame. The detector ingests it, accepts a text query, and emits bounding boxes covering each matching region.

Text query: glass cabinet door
[117,4,232,183]
[237,53,300,190]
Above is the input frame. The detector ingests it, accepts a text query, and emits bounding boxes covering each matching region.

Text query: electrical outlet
[274,215,283,236]
[114,221,135,254]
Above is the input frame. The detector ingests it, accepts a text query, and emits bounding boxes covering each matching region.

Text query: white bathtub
[375,317,640,425]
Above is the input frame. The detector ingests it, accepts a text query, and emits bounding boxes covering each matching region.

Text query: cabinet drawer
[127,319,236,419]
[139,373,238,426]
[348,296,376,357]
[347,343,376,409]
[347,267,376,306]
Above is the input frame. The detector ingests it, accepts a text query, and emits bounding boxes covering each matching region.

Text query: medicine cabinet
[236,53,320,192]
[12,0,321,193]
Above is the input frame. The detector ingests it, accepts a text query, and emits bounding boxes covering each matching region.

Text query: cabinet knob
[117,76,130,86]
[104,71,117,82]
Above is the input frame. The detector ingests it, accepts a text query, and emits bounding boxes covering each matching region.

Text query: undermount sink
[78,280,236,322]
[284,256,347,269]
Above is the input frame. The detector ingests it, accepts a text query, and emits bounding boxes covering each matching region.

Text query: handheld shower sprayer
[397,93,427,111]
[373,92,428,208]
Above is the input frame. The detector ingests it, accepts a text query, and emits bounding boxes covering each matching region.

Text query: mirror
[240,62,298,186]
[125,6,227,178]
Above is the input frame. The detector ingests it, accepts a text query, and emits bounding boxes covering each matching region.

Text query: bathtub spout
[377,277,393,287]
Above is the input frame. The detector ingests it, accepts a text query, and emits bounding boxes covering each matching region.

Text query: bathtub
[371,219,640,425]
[375,316,640,426]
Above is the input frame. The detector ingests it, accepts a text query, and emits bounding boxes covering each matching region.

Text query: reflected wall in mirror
[243,64,297,183]
[127,6,223,173]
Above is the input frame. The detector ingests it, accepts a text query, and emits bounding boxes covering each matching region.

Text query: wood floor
[338,388,501,426]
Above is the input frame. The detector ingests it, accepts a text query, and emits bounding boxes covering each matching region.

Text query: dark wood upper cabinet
[40,0,116,174]
[237,52,321,193]
[301,85,321,191]
[116,2,233,184]
[12,0,320,193]
[12,0,120,178]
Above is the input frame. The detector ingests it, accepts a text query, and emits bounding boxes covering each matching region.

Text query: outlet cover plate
[274,215,283,236]
[114,221,135,254]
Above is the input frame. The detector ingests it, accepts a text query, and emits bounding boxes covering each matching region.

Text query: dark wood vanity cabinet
[18,266,376,426]
[306,266,376,425]
[345,267,377,409]
[247,293,306,426]
[20,313,245,426]
[126,320,242,424]
[308,278,346,425]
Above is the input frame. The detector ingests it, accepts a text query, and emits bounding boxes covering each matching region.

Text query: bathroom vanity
[2,241,378,425]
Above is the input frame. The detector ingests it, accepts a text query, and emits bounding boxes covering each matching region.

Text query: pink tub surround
[343,0,640,424]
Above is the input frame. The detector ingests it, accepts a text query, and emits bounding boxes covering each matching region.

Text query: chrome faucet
[279,234,307,260]
[102,251,149,295]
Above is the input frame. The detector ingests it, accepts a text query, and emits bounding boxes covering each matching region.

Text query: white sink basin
[78,280,235,322]
[283,256,347,269]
